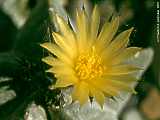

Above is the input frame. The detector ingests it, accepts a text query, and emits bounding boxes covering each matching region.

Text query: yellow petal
[56,15,76,46]
[96,17,119,52]
[72,81,89,106]
[105,65,142,75]
[46,66,75,75]
[52,32,70,50]
[90,88,105,108]
[40,43,73,66]
[54,75,78,88]
[103,74,137,82]
[111,47,142,65]
[109,27,134,52]
[42,56,57,66]
[76,9,89,51]
[40,42,55,54]
[103,78,135,93]
[52,32,77,58]
[87,78,119,96]
[101,28,134,62]
[90,5,100,41]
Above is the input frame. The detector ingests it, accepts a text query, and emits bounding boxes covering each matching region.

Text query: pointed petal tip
[40,42,50,48]
[93,4,99,11]
[132,89,137,94]
[98,102,104,109]
[128,27,134,33]
[40,43,45,48]
[55,13,67,25]
[45,69,53,73]
[55,14,61,23]
[136,47,143,51]
[52,32,59,39]
[136,66,145,71]
[112,16,120,24]
[41,58,46,63]
[49,85,56,90]
[42,57,52,64]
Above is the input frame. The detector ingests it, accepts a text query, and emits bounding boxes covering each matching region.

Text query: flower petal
[46,66,75,76]
[40,43,73,66]
[103,74,137,82]
[76,9,89,52]
[101,28,134,61]
[87,78,119,97]
[103,79,135,93]
[56,15,76,46]
[52,32,77,58]
[96,17,119,52]
[54,76,77,88]
[42,56,57,66]
[105,65,142,75]
[90,88,105,108]
[109,27,134,51]
[90,5,100,41]
[53,79,74,88]
[111,47,142,65]
[72,82,89,106]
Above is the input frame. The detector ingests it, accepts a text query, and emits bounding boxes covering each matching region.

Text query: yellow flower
[41,6,141,107]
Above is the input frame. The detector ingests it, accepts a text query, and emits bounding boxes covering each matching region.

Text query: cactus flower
[41,6,142,107]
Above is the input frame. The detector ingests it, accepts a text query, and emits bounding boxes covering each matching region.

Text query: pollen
[75,47,105,80]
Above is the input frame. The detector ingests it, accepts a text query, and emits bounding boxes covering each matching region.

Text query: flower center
[75,47,105,80]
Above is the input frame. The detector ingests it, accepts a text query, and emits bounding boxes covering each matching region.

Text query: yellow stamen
[75,47,105,80]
